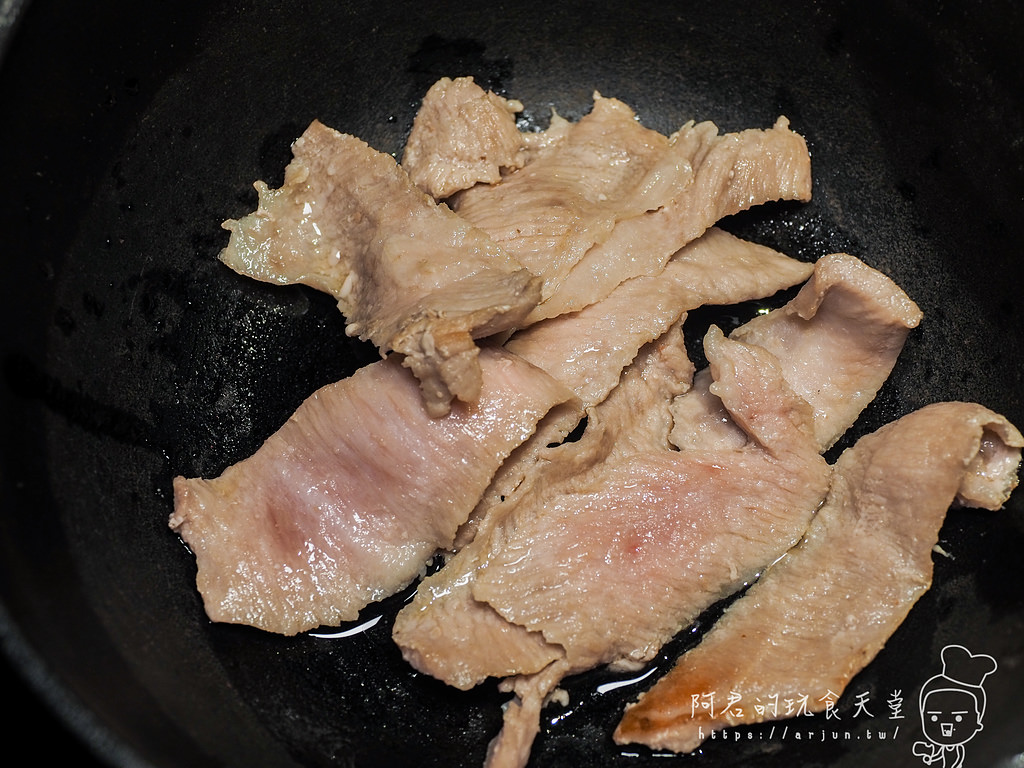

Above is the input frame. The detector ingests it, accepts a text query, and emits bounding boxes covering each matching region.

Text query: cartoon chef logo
[912,644,997,768]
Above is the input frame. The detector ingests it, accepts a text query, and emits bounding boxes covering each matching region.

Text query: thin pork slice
[397,326,831,768]
[539,117,811,322]
[478,329,828,768]
[520,110,572,163]
[670,252,922,453]
[394,326,696,693]
[505,227,813,409]
[471,357,682,768]
[450,93,695,309]
[395,250,914,690]
[473,329,829,675]
[219,119,541,416]
[169,347,575,636]
[615,401,1023,753]
[401,76,527,200]
[453,228,811,549]
[729,251,923,450]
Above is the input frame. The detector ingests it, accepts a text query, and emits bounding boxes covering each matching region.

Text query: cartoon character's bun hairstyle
[919,645,997,718]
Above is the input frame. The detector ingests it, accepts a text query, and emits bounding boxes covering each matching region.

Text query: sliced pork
[615,402,1023,753]
[670,252,923,453]
[462,250,914,616]
[450,94,695,310]
[394,328,697,694]
[401,76,527,200]
[541,117,812,322]
[396,325,832,768]
[728,251,923,450]
[473,330,829,673]
[169,348,575,636]
[219,119,541,416]
[506,227,813,408]
[454,228,812,548]
[394,247,925,767]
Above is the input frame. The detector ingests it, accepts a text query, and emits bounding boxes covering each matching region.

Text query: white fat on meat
[615,402,1023,753]
[219,119,541,417]
[402,76,528,200]
[169,347,575,636]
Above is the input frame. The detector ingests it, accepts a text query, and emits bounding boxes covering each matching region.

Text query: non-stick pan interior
[2,1,1023,766]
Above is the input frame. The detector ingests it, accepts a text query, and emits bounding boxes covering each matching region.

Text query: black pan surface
[2,1,1023,766]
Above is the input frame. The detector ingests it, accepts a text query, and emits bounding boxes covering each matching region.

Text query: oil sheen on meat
[393,253,921,768]
[615,402,1023,752]
[170,348,575,636]
[219,120,542,417]
[402,76,527,199]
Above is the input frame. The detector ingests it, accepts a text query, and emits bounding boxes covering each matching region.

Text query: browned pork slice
[452,228,812,549]
[615,401,1023,753]
[539,117,811,322]
[169,347,575,636]
[670,252,923,453]
[450,93,695,309]
[219,119,542,417]
[401,76,527,199]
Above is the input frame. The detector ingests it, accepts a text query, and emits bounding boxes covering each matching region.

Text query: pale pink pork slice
[169,347,575,636]
[449,227,814,548]
[394,328,698,694]
[482,329,828,654]
[219,119,541,416]
[505,227,814,410]
[615,401,1023,753]
[729,251,923,450]
[669,252,923,453]
[396,326,832,768]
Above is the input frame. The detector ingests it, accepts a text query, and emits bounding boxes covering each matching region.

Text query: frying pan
[1,0,1022,765]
